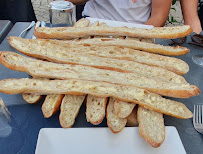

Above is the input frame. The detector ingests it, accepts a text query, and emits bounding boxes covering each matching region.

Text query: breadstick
[42,94,64,118]
[73,18,90,28]
[114,100,136,118]
[0,52,199,98]
[138,106,165,148]
[9,37,188,83]
[107,97,127,133]
[9,36,189,75]
[0,78,194,119]
[59,95,85,128]
[86,95,107,125]
[34,25,192,39]
[126,106,138,127]
[68,38,189,56]
[22,93,42,104]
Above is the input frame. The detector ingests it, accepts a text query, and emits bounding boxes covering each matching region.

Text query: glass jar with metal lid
[49,1,76,27]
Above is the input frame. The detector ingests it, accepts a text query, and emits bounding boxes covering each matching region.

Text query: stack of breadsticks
[0,18,200,148]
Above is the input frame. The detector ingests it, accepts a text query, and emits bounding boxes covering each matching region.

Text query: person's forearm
[66,0,88,5]
[145,0,172,27]
[145,14,168,27]
[180,0,202,33]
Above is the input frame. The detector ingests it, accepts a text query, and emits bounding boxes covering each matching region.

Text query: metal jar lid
[49,1,74,11]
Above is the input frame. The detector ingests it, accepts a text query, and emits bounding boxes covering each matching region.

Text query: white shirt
[82,0,152,24]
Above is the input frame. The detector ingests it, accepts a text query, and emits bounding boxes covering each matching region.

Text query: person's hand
[132,0,136,3]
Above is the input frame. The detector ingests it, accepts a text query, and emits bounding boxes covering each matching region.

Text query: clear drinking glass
[49,1,76,27]
[192,54,203,68]
[0,99,24,153]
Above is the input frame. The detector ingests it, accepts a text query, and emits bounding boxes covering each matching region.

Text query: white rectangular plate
[86,17,154,29]
[35,126,186,154]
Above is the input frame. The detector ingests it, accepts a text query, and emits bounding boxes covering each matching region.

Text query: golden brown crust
[9,36,189,84]
[106,97,127,133]
[138,125,165,148]
[93,53,188,75]
[22,93,42,104]
[73,18,90,28]
[41,94,64,118]
[0,51,26,73]
[126,106,138,127]
[9,36,189,75]
[9,49,130,74]
[0,51,199,98]
[114,99,136,118]
[34,25,192,39]
[59,95,85,128]
[90,21,99,27]
[69,38,189,56]
[0,78,194,119]
[137,106,165,148]
[143,85,201,98]
[86,95,108,125]
[32,33,190,56]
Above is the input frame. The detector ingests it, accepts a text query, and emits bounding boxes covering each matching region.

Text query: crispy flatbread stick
[0,52,199,98]
[9,36,189,75]
[0,78,194,119]
[126,106,138,127]
[22,93,42,104]
[34,25,192,39]
[138,106,165,148]
[73,18,90,28]
[107,97,127,133]
[86,95,107,125]
[42,94,64,118]
[68,38,189,56]
[9,37,188,83]
[59,95,85,128]
[114,99,136,118]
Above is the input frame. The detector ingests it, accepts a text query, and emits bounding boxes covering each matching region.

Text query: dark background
[0,0,86,24]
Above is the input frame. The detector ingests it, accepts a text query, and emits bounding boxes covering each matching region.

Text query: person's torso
[82,0,152,24]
